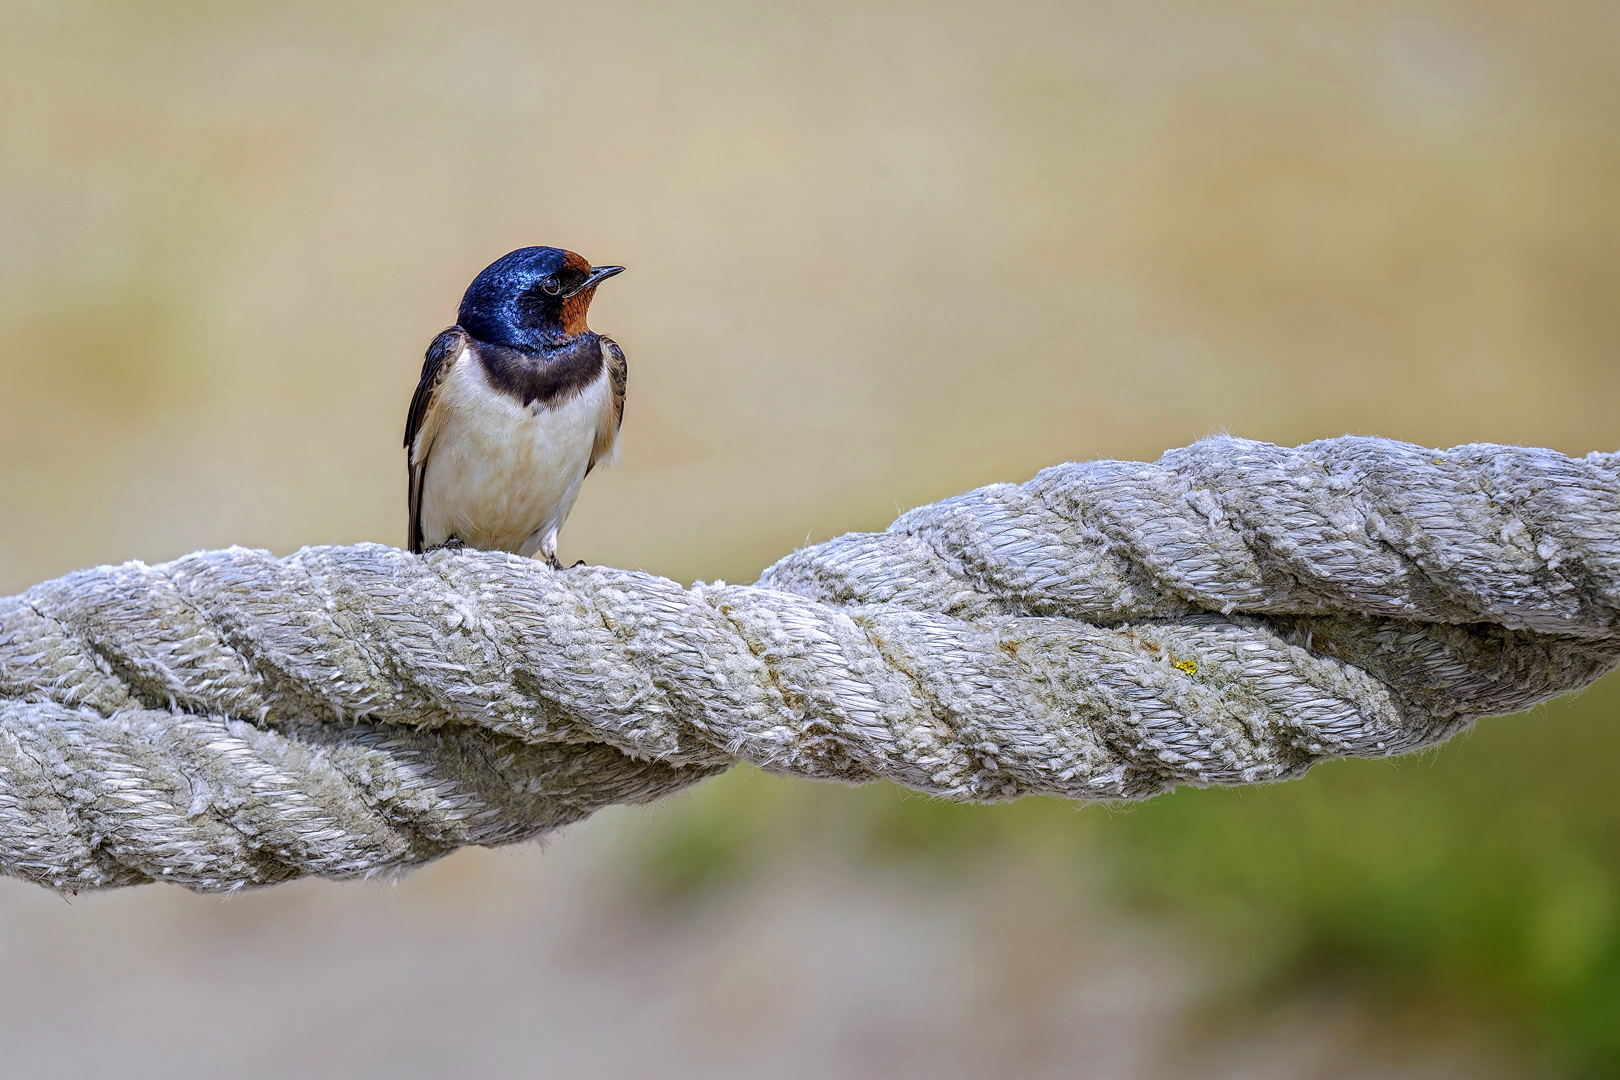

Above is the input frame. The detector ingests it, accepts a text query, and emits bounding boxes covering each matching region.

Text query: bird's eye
[540,277,562,296]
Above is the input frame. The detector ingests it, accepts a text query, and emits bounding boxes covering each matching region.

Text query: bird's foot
[426,536,467,553]
[568,560,586,569]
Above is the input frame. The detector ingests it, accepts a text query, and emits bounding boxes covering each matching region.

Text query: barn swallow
[404,246,627,567]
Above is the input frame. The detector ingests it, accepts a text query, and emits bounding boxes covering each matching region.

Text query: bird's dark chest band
[475,336,604,409]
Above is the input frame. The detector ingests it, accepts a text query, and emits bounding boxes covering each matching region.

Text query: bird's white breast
[416,351,611,555]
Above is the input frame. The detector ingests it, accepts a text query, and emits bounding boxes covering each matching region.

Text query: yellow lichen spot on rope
[1173,658,1199,676]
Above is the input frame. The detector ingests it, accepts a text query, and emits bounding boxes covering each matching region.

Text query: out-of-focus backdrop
[2,0,1617,1076]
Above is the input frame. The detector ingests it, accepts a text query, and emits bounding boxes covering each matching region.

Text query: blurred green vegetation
[627,674,1620,1077]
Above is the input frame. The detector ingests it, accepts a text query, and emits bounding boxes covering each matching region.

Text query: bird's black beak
[562,265,626,298]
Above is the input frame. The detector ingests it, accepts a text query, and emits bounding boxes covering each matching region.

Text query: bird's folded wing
[589,335,627,472]
[405,327,470,552]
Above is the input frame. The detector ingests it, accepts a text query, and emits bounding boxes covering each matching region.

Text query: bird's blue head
[457,246,625,349]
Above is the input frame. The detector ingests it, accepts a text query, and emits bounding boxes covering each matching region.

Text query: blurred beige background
[1,0,1616,1076]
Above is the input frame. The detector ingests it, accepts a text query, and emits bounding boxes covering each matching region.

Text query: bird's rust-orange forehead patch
[560,250,599,334]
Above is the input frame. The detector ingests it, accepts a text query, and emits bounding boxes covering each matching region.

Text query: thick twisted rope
[1,435,1616,892]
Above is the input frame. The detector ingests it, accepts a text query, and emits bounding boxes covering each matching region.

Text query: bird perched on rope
[404,247,627,566]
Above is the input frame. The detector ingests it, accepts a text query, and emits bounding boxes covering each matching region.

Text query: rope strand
[1,435,1615,891]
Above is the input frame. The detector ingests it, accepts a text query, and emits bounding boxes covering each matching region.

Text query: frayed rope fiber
[2,435,1618,892]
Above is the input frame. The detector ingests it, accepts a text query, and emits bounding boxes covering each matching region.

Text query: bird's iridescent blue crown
[458,246,624,348]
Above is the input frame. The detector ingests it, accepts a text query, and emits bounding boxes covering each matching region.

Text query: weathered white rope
[765,437,1620,635]
[0,435,1615,892]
